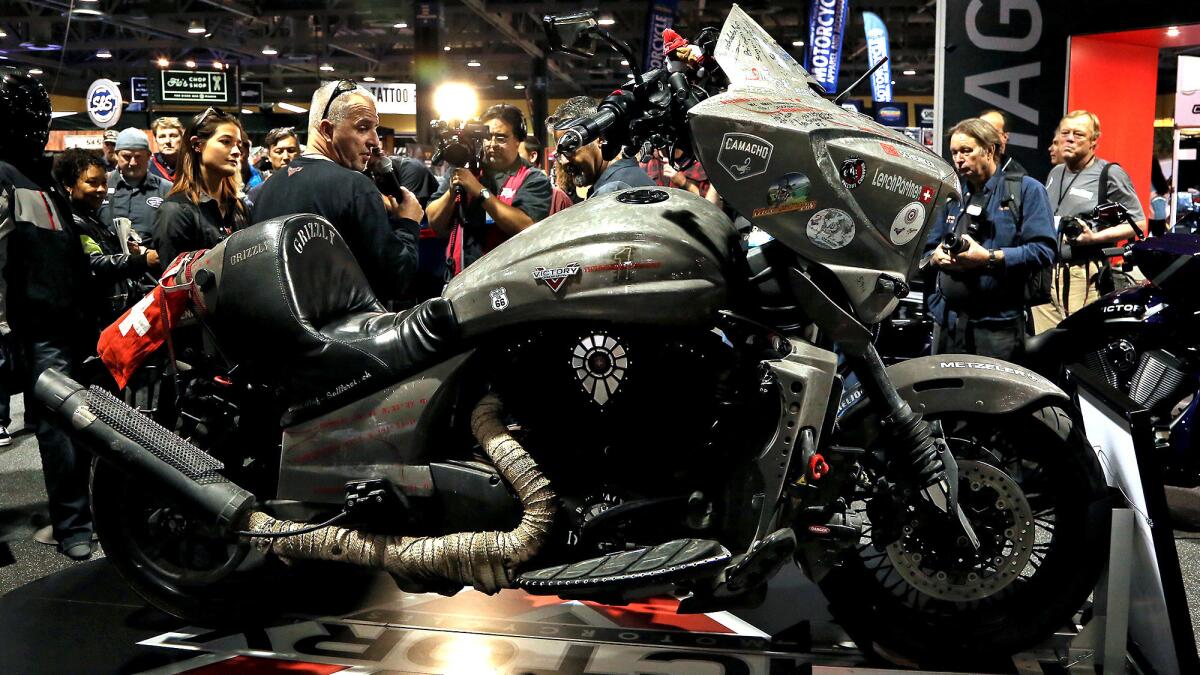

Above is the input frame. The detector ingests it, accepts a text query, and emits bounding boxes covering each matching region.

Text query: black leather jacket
[153,192,246,266]
[74,207,151,324]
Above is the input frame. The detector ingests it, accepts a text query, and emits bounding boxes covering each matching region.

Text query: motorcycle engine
[1084,341,1189,410]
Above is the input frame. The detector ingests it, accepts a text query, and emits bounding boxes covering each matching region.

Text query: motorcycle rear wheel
[817,405,1110,669]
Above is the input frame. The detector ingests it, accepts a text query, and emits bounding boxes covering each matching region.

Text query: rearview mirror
[543,11,599,58]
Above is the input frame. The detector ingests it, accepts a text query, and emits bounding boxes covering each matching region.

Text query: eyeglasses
[321,80,358,122]
[194,106,223,128]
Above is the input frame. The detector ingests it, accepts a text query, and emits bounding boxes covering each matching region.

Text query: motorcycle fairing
[689,5,959,324]
[277,352,472,503]
[443,188,738,339]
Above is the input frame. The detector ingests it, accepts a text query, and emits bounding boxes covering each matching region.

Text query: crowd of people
[0,64,1159,562]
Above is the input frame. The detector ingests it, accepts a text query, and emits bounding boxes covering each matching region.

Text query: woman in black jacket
[52,148,160,325]
[153,108,249,265]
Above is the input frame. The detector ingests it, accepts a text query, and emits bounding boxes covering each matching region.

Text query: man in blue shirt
[925,118,1056,360]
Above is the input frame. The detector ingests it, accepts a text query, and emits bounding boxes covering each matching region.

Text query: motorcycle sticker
[870,167,929,202]
[918,184,936,204]
[751,172,816,218]
[532,262,582,293]
[879,142,901,157]
[717,133,773,181]
[890,202,926,246]
[582,246,662,283]
[806,208,856,250]
[840,158,866,189]
[490,287,509,311]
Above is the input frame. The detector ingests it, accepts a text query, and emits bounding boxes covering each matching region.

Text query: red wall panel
[1067,35,1158,220]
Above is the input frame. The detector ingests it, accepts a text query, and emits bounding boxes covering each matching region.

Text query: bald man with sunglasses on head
[252,80,423,306]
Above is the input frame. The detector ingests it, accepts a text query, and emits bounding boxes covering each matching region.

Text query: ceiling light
[68,8,104,17]
[597,17,616,26]
[467,60,481,67]
[513,83,525,90]
[212,61,223,69]
[0,29,6,38]
[319,63,334,71]
[185,59,197,68]
[261,45,277,55]
[792,40,804,47]
[188,19,206,34]
[286,87,293,93]
[496,74,508,81]
[620,59,629,66]
[241,108,254,115]
[1167,26,1181,37]
[277,102,307,113]
[96,48,112,59]
[443,45,451,51]
[28,68,43,75]
[902,69,916,75]
[20,41,62,51]
[156,57,169,67]
[363,75,376,82]
[393,22,408,29]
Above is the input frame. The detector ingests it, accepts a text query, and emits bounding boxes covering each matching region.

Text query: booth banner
[643,0,679,73]
[874,103,907,127]
[1177,56,1200,128]
[804,0,850,94]
[935,0,1066,179]
[86,78,123,129]
[64,134,104,150]
[862,11,892,103]
[363,82,417,115]
[915,103,935,128]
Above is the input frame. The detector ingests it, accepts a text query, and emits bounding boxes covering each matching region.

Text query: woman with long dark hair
[153,107,249,264]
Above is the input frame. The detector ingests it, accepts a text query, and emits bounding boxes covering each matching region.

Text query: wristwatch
[987,249,999,269]
[478,188,493,202]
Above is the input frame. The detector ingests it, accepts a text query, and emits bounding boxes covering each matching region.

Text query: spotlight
[156,57,169,67]
[185,59,197,68]
[433,82,478,120]
[262,45,277,55]
[467,60,481,67]
[286,87,294,93]
[213,61,223,69]
[1167,26,1181,37]
[29,68,43,75]
[792,40,804,47]
[513,83,525,90]
[320,63,335,71]
[598,17,615,26]
[902,69,916,75]
[393,22,408,29]
[496,74,508,81]
[443,45,451,51]
[96,48,112,59]
[188,20,206,34]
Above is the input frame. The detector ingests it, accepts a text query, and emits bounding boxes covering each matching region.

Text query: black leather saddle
[188,214,458,419]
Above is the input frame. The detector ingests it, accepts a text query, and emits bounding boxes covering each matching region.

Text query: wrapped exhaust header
[243,394,556,593]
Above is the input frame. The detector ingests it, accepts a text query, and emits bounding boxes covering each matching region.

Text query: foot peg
[517,538,730,602]
[678,528,796,613]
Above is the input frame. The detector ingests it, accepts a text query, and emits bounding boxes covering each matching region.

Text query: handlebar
[557,106,619,154]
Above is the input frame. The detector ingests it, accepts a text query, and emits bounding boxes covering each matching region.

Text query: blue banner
[804,0,850,93]
[863,11,892,103]
[643,0,679,74]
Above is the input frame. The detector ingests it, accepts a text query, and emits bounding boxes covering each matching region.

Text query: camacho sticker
[806,208,855,250]
[531,262,581,293]
[489,287,509,311]
[752,172,816,218]
[717,133,773,181]
[890,202,926,245]
[840,157,866,189]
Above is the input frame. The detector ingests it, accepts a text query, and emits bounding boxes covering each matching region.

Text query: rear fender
[836,355,1070,446]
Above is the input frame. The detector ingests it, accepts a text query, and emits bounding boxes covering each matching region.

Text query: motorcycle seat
[188,214,459,420]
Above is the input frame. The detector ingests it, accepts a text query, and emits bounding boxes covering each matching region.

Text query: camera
[430,119,489,169]
[1060,216,1088,241]
[941,219,983,255]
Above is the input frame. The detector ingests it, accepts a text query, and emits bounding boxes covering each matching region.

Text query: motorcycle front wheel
[818,405,1110,669]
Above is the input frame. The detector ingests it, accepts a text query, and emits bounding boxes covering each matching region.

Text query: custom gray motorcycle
[37,6,1109,668]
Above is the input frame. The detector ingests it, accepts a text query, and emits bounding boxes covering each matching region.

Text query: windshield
[715,5,819,94]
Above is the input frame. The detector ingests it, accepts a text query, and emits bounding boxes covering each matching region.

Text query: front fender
[837,355,1070,445]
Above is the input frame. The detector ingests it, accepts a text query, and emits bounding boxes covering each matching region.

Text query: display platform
[0,558,1095,674]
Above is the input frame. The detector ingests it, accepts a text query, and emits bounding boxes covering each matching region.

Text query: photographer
[252,80,422,305]
[426,104,551,275]
[1033,110,1147,333]
[926,118,1055,360]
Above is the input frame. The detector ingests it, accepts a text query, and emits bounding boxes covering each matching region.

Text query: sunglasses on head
[321,80,358,121]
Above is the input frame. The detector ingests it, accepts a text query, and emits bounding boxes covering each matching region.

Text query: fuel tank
[688,87,959,323]
[443,187,740,340]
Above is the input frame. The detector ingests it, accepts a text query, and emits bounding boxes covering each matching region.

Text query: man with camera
[925,118,1056,360]
[252,80,422,306]
[1033,110,1147,333]
[426,104,551,275]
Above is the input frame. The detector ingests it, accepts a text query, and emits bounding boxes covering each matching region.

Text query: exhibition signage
[874,104,907,127]
[643,0,679,74]
[64,134,105,150]
[915,103,935,128]
[158,69,230,104]
[86,78,123,129]
[805,0,850,93]
[935,0,1066,179]
[363,82,417,115]
[863,11,892,103]
[1176,56,1200,128]
[129,76,149,103]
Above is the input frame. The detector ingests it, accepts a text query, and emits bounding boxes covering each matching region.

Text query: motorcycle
[1027,228,1200,485]
[36,6,1109,669]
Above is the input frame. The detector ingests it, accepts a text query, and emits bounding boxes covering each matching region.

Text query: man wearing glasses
[1033,110,1147,332]
[252,80,423,306]
[426,104,551,275]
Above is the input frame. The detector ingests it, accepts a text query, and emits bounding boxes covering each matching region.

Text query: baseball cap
[103,129,118,144]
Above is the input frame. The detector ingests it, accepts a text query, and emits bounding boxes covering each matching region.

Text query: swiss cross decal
[919,185,935,204]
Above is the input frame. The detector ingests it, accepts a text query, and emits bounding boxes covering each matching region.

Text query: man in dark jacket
[252,80,422,306]
[0,70,97,560]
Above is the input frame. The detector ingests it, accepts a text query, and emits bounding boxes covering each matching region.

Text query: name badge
[1069,187,1094,200]
[966,204,983,216]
